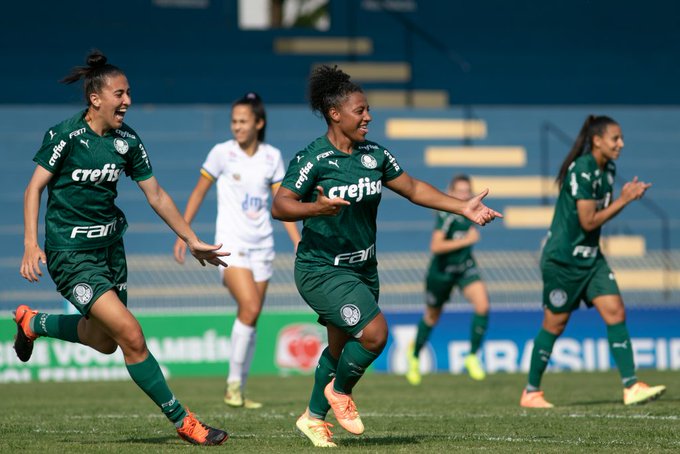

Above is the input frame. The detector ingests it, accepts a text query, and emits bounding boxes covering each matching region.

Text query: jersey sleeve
[433,211,448,230]
[381,148,404,182]
[32,127,70,174]
[200,144,223,182]
[270,148,285,185]
[281,152,317,196]
[125,137,153,181]
[566,160,596,200]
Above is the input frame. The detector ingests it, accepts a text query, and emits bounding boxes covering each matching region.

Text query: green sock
[607,322,638,387]
[334,339,379,395]
[413,318,433,358]
[126,353,186,426]
[308,347,338,420]
[469,313,489,354]
[31,313,81,343]
[527,329,558,390]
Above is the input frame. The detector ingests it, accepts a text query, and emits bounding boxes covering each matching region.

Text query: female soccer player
[173,92,300,409]
[520,115,666,408]
[406,174,490,385]
[272,65,501,447]
[16,50,229,445]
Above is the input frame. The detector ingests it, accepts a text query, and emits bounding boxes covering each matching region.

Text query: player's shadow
[120,436,179,445]
[566,399,622,406]
[340,435,420,447]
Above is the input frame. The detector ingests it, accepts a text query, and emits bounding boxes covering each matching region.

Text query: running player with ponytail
[16,50,229,445]
[520,115,666,408]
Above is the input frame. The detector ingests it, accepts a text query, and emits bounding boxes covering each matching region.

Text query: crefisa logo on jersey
[549,289,568,308]
[73,283,93,306]
[360,154,377,169]
[340,304,361,326]
[113,138,129,155]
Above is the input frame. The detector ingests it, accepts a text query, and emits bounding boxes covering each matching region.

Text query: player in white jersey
[174,93,300,408]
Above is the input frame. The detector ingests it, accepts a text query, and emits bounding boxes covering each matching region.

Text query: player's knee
[93,339,118,355]
[237,304,262,326]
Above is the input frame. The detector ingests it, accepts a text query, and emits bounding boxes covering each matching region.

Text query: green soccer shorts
[541,256,620,313]
[294,265,381,336]
[46,240,128,316]
[425,260,481,307]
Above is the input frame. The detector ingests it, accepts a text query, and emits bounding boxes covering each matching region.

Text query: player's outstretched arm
[385,172,502,226]
[137,176,229,267]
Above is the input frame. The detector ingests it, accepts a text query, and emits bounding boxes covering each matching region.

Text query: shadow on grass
[339,435,421,447]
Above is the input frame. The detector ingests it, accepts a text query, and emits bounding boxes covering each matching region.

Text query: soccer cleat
[324,379,364,435]
[520,389,554,408]
[405,343,422,386]
[224,381,243,407]
[464,353,486,381]
[296,409,337,448]
[224,381,263,409]
[623,382,666,406]
[176,409,229,446]
[13,305,39,362]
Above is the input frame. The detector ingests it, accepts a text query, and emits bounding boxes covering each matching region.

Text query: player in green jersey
[271,65,501,447]
[406,174,490,386]
[520,115,665,408]
[16,50,229,445]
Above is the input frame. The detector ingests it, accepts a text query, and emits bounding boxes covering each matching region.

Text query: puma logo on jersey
[80,139,90,149]
[612,340,629,349]
[328,159,339,168]
[328,177,381,202]
[581,172,591,181]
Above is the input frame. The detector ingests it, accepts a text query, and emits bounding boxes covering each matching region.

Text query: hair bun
[244,92,261,101]
[86,50,108,68]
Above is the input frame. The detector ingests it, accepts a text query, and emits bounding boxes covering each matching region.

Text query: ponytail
[60,49,124,106]
[556,115,618,187]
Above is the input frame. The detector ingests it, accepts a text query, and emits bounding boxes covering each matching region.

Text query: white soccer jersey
[201,139,285,249]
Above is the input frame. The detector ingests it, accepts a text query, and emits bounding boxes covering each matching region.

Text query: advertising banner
[0,312,323,383]
[376,307,680,375]
[1,307,678,382]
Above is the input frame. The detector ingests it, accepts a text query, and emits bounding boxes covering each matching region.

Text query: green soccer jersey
[33,110,153,251]
[281,136,404,271]
[430,211,474,270]
[542,153,615,267]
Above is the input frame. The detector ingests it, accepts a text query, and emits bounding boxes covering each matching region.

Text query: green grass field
[0,371,677,452]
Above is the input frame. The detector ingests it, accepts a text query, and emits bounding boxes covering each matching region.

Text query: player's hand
[314,186,351,217]
[173,237,187,264]
[621,176,651,203]
[21,243,46,283]
[186,238,230,267]
[462,188,503,226]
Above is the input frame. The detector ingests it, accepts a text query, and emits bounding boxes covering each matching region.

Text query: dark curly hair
[308,65,362,124]
[60,49,125,106]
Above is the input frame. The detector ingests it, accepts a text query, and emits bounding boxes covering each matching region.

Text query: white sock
[241,332,257,388]
[228,318,255,384]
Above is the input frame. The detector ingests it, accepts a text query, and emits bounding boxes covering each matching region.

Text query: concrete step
[385,118,486,139]
[425,146,526,167]
[365,89,448,108]
[315,61,410,82]
[275,37,373,55]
